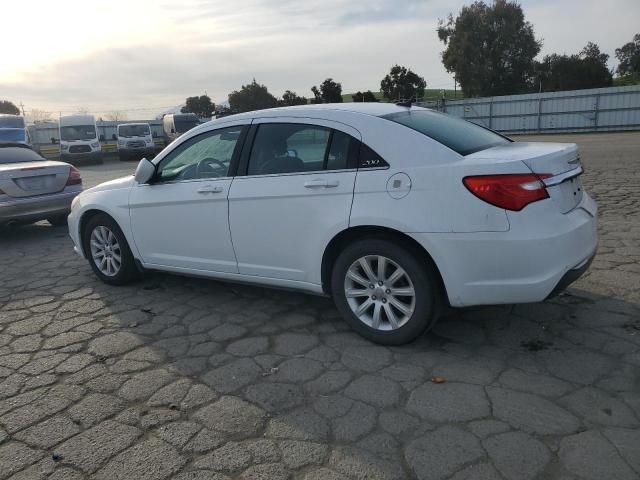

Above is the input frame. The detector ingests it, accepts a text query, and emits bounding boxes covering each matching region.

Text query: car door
[129,123,248,273]
[228,118,360,284]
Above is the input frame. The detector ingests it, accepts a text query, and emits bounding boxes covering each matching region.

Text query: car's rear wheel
[83,213,138,285]
[331,238,439,345]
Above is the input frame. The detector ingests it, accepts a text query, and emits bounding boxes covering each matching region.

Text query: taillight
[463,173,551,211]
[66,166,82,186]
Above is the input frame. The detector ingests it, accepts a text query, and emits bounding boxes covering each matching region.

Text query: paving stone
[329,445,405,480]
[140,407,181,428]
[302,468,347,480]
[559,430,637,480]
[379,410,421,436]
[487,386,581,435]
[356,432,399,458]
[241,463,289,480]
[497,368,574,397]
[68,393,125,427]
[0,441,45,479]
[542,350,614,385]
[245,382,304,412]
[273,333,319,355]
[0,392,72,433]
[202,358,262,393]
[180,383,218,410]
[483,431,551,480]
[449,463,503,480]
[56,420,142,473]
[193,396,266,437]
[12,415,80,449]
[332,401,377,442]
[431,357,503,385]
[156,421,201,448]
[118,368,175,401]
[226,337,269,356]
[88,332,144,357]
[344,375,401,408]
[406,382,490,422]
[270,358,324,383]
[174,472,230,480]
[304,371,352,395]
[560,387,639,427]
[209,324,247,341]
[194,441,252,473]
[280,440,328,469]
[266,408,329,441]
[183,428,226,452]
[313,394,353,419]
[602,427,640,475]
[341,345,393,372]
[244,439,281,463]
[42,331,91,350]
[405,426,485,480]
[147,378,192,406]
[47,467,85,480]
[468,419,511,439]
[94,437,186,480]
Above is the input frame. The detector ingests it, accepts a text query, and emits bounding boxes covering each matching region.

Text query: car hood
[85,175,136,194]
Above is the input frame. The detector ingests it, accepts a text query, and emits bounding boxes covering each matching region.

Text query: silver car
[0,143,82,226]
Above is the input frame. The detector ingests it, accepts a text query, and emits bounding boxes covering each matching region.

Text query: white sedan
[68,103,597,344]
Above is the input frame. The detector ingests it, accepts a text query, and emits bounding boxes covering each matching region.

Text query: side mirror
[112,133,117,140]
[99,134,105,142]
[134,158,156,184]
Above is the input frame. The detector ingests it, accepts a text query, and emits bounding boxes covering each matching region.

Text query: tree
[535,42,612,92]
[228,80,278,113]
[615,33,640,76]
[352,91,379,102]
[380,66,426,101]
[181,95,215,118]
[279,90,308,106]
[28,109,52,123]
[105,110,128,122]
[0,100,20,115]
[311,78,343,103]
[437,0,541,97]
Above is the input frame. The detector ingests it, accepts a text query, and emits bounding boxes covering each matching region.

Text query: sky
[1,0,639,120]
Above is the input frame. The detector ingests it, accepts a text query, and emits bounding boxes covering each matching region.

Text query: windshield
[381,110,510,156]
[0,129,26,142]
[118,124,150,137]
[60,125,97,141]
[174,118,199,134]
[0,116,24,128]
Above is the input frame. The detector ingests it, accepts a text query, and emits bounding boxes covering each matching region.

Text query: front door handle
[197,184,223,194]
[304,179,339,188]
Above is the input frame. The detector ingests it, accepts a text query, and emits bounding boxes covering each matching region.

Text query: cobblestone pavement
[0,133,639,480]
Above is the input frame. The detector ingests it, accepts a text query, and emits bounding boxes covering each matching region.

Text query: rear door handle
[304,179,339,188]
[197,184,223,193]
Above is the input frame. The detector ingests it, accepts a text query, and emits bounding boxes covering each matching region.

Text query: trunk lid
[0,160,71,198]
[466,142,583,213]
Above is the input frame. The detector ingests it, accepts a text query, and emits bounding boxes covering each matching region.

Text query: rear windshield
[381,110,510,156]
[119,124,150,137]
[0,146,43,164]
[174,117,199,134]
[0,129,26,142]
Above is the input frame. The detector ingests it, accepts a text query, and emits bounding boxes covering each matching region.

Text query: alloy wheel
[90,225,122,277]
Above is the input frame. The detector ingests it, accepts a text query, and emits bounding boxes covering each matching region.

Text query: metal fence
[418,85,640,134]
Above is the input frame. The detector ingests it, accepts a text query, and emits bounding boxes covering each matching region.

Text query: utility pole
[19,102,26,116]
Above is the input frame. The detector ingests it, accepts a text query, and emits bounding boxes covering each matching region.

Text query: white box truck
[116,122,155,161]
[59,114,102,164]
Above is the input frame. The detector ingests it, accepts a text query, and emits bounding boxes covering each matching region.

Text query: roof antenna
[396,100,412,108]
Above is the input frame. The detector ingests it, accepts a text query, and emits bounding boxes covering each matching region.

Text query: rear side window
[381,110,510,156]
[0,146,43,164]
[358,143,388,168]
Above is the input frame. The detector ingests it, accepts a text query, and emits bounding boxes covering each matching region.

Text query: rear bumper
[0,188,81,225]
[411,192,598,307]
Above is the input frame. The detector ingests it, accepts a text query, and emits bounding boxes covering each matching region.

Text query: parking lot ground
[0,132,639,479]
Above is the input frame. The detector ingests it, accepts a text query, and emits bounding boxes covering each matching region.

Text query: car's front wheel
[331,238,440,345]
[82,213,138,285]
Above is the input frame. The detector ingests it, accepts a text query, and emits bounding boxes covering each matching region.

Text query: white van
[0,114,31,146]
[59,115,102,164]
[162,113,199,143]
[117,122,155,161]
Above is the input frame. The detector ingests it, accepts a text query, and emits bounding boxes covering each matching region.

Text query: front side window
[156,126,243,182]
[247,124,352,175]
[381,110,510,156]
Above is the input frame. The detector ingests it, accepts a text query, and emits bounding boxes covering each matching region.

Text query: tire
[82,213,138,285]
[47,215,68,227]
[331,237,440,345]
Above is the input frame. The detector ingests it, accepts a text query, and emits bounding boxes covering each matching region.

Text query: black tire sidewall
[83,214,137,285]
[331,238,438,345]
